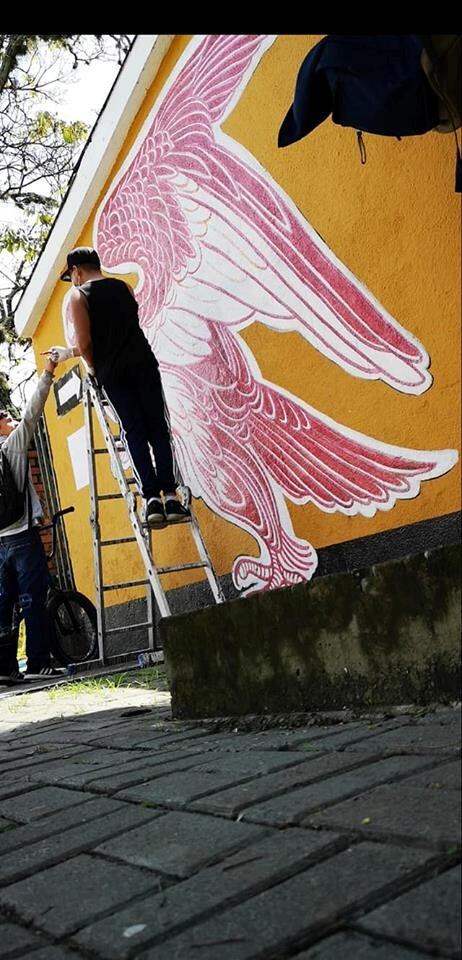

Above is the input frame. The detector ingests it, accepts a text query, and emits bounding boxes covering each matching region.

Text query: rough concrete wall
[162,544,461,718]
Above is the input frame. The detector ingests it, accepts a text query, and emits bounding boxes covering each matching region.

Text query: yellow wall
[32,35,461,604]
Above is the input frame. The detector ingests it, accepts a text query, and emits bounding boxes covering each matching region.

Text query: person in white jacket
[0,355,64,686]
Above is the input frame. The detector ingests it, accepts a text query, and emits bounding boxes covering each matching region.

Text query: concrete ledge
[161,545,461,718]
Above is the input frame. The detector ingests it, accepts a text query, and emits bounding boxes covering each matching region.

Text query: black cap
[60,247,101,281]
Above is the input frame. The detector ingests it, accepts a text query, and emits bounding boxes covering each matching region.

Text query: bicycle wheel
[47,590,98,665]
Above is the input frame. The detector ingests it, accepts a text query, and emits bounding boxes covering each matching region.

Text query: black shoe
[165,499,191,523]
[25,666,67,679]
[146,497,167,529]
[0,670,30,687]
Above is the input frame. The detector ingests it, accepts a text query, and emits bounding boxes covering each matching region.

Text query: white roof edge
[15,34,174,338]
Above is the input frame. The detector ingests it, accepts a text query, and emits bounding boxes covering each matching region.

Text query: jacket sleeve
[4,371,54,456]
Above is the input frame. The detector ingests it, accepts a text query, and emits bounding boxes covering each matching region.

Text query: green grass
[46,666,165,700]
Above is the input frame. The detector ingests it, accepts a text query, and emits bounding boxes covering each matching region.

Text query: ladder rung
[98,485,138,501]
[103,578,149,591]
[94,438,121,453]
[101,537,137,546]
[157,560,208,574]
[98,493,126,501]
[105,621,153,635]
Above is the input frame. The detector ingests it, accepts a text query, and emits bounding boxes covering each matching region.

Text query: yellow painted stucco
[32,35,461,605]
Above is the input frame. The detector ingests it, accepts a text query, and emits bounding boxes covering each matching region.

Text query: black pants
[104,360,176,499]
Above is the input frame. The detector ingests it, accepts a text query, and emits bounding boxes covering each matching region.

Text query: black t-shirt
[79,278,156,385]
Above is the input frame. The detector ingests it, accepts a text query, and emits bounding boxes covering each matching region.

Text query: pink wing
[176,324,455,517]
[162,325,456,591]
[96,34,431,395]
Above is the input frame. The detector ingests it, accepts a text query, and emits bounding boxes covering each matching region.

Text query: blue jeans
[0,529,51,674]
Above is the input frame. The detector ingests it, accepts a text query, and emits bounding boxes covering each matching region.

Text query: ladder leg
[144,526,156,652]
[88,378,172,618]
[189,511,225,603]
[84,374,224,658]
[83,385,106,664]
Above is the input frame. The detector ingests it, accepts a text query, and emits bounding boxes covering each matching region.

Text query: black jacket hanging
[278,35,440,147]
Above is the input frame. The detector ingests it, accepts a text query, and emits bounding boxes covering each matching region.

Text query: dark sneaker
[146,498,167,529]
[0,670,30,687]
[165,499,191,523]
[25,666,67,679]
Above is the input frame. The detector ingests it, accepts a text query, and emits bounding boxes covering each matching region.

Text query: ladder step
[157,560,208,574]
[101,537,137,546]
[93,434,121,453]
[105,621,153,636]
[98,483,139,501]
[98,493,134,501]
[103,578,149,591]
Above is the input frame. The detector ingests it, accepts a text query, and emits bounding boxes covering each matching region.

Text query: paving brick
[0,747,88,777]
[94,727,209,750]
[343,721,461,754]
[413,708,461,730]
[294,931,429,959]
[95,810,265,878]
[358,864,461,956]
[0,781,43,802]
[11,729,98,748]
[117,751,309,807]
[0,796,124,855]
[25,748,161,784]
[399,758,461,792]
[0,786,91,824]
[75,828,345,959]
[0,817,15,832]
[22,945,91,958]
[0,801,161,886]
[0,921,41,958]
[51,749,210,792]
[190,754,376,817]
[305,784,461,849]
[130,726,367,754]
[130,728,212,750]
[0,745,57,763]
[139,842,435,960]
[241,755,433,826]
[0,853,158,938]
[290,720,411,753]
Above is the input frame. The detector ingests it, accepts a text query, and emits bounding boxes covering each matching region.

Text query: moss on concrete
[161,544,461,718]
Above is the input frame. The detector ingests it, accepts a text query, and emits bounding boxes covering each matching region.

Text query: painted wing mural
[64,34,458,593]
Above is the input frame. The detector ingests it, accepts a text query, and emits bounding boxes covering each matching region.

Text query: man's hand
[45,356,58,375]
[41,345,75,363]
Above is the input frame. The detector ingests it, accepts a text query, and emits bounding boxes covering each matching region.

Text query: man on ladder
[44,246,190,529]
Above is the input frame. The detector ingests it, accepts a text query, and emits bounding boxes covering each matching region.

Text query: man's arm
[69,288,94,370]
[4,359,56,455]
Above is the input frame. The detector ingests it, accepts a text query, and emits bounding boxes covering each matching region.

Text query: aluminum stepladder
[83,374,224,666]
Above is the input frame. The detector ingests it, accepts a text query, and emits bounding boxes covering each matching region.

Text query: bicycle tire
[47,590,98,665]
